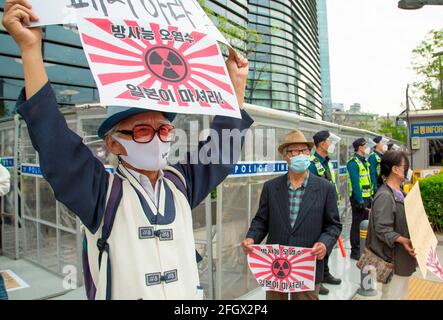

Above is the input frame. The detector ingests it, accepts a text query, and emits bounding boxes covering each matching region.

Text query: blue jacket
[246,173,342,283]
[16,82,254,233]
[368,150,383,193]
[347,153,369,205]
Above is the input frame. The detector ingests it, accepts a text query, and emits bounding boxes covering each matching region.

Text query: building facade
[246,0,323,118]
[0,0,100,118]
[317,0,332,121]
[0,0,324,120]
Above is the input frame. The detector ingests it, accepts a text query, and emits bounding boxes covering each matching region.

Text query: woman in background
[367,151,417,300]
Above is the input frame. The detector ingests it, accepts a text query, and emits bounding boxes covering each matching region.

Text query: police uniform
[368,150,382,194]
[368,135,384,194]
[309,131,342,291]
[347,138,372,259]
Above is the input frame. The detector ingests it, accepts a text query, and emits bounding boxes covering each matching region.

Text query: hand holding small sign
[311,242,327,260]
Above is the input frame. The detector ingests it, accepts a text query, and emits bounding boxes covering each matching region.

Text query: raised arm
[2,0,108,233]
[172,49,254,209]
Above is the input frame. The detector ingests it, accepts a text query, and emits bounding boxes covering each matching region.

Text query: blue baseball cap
[97,106,176,139]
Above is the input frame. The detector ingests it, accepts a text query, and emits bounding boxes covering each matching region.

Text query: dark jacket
[367,183,417,277]
[16,82,254,233]
[246,173,342,283]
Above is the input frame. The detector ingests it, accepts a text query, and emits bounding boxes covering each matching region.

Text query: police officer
[368,136,388,194]
[309,131,342,295]
[347,138,372,260]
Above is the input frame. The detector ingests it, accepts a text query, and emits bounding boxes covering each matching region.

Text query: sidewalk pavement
[353,233,443,300]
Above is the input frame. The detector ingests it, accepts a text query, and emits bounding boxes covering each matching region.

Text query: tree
[377,118,407,143]
[197,0,270,104]
[411,29,443,110]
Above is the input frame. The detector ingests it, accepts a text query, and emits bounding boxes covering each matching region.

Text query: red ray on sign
[247,245,316,293]
[79,17,237,113]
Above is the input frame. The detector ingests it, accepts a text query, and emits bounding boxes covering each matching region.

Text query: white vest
[83,165,202,300]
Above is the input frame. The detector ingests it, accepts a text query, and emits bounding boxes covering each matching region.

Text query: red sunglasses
[116,124,176,143]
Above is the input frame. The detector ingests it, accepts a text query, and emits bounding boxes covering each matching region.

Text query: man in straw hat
[242,130,342,300]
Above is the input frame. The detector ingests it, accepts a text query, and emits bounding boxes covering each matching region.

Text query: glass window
[1,78,23,99]
[44,42,89,67]
[0,33,21,56]
[429,139,443,166]
[46,63,95,87]
[44,25,82,46]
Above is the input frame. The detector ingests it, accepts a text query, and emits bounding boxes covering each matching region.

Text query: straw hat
[278,130,314,154]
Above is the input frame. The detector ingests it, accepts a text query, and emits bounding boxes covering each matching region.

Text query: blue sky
[328,0,443,116]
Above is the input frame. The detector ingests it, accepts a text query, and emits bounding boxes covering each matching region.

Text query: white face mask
[364,146,371,156]
[327,143,336,154]
[382,145,388,153]
[113,135,170,171]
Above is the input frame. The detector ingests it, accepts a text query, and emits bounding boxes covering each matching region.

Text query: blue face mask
[289,155,311,173]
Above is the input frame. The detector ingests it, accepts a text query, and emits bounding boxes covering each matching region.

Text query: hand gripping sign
[247,245,316,293]
[77,17,241,118]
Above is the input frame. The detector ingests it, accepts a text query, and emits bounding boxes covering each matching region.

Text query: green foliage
[419,172,443,232]
[378,118,407,143]
[197,0,262,57]
[197,0,270,104]
[411,29,443,110]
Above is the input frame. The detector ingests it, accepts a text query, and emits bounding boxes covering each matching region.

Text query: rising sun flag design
[77,17,241,118]
[247,245,317,293]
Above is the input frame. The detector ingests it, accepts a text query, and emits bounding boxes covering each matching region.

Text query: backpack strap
[163,165,187,200]
[163,166,203,264]
[96,174,123,300]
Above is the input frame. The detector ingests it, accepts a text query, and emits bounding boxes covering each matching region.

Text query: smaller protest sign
[247,244,316,293]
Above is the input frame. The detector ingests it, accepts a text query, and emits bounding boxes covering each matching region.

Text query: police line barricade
[18,163,116,177]
[0,157,15,169]
[229,161,347,259]
[230,160,344,177]
[8,160,345,179]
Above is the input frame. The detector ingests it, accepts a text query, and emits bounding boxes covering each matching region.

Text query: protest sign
[28,0,229,45]
[77,17,241,118]
[247,244,316,293]
[404,183,443,281]
[0,270,30,292]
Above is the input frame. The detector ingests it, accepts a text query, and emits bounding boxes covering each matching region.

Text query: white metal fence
[0,103,404,299]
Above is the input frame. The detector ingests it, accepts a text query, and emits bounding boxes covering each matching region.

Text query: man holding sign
[2,0,253,299]
[242,130,342,300]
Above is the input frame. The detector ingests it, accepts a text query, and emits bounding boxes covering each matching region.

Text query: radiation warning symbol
[145,46,188,83]
[272,258,291,279]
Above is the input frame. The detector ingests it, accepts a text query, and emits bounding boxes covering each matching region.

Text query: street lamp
[406,84,414,169]
[398,0,443,9]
